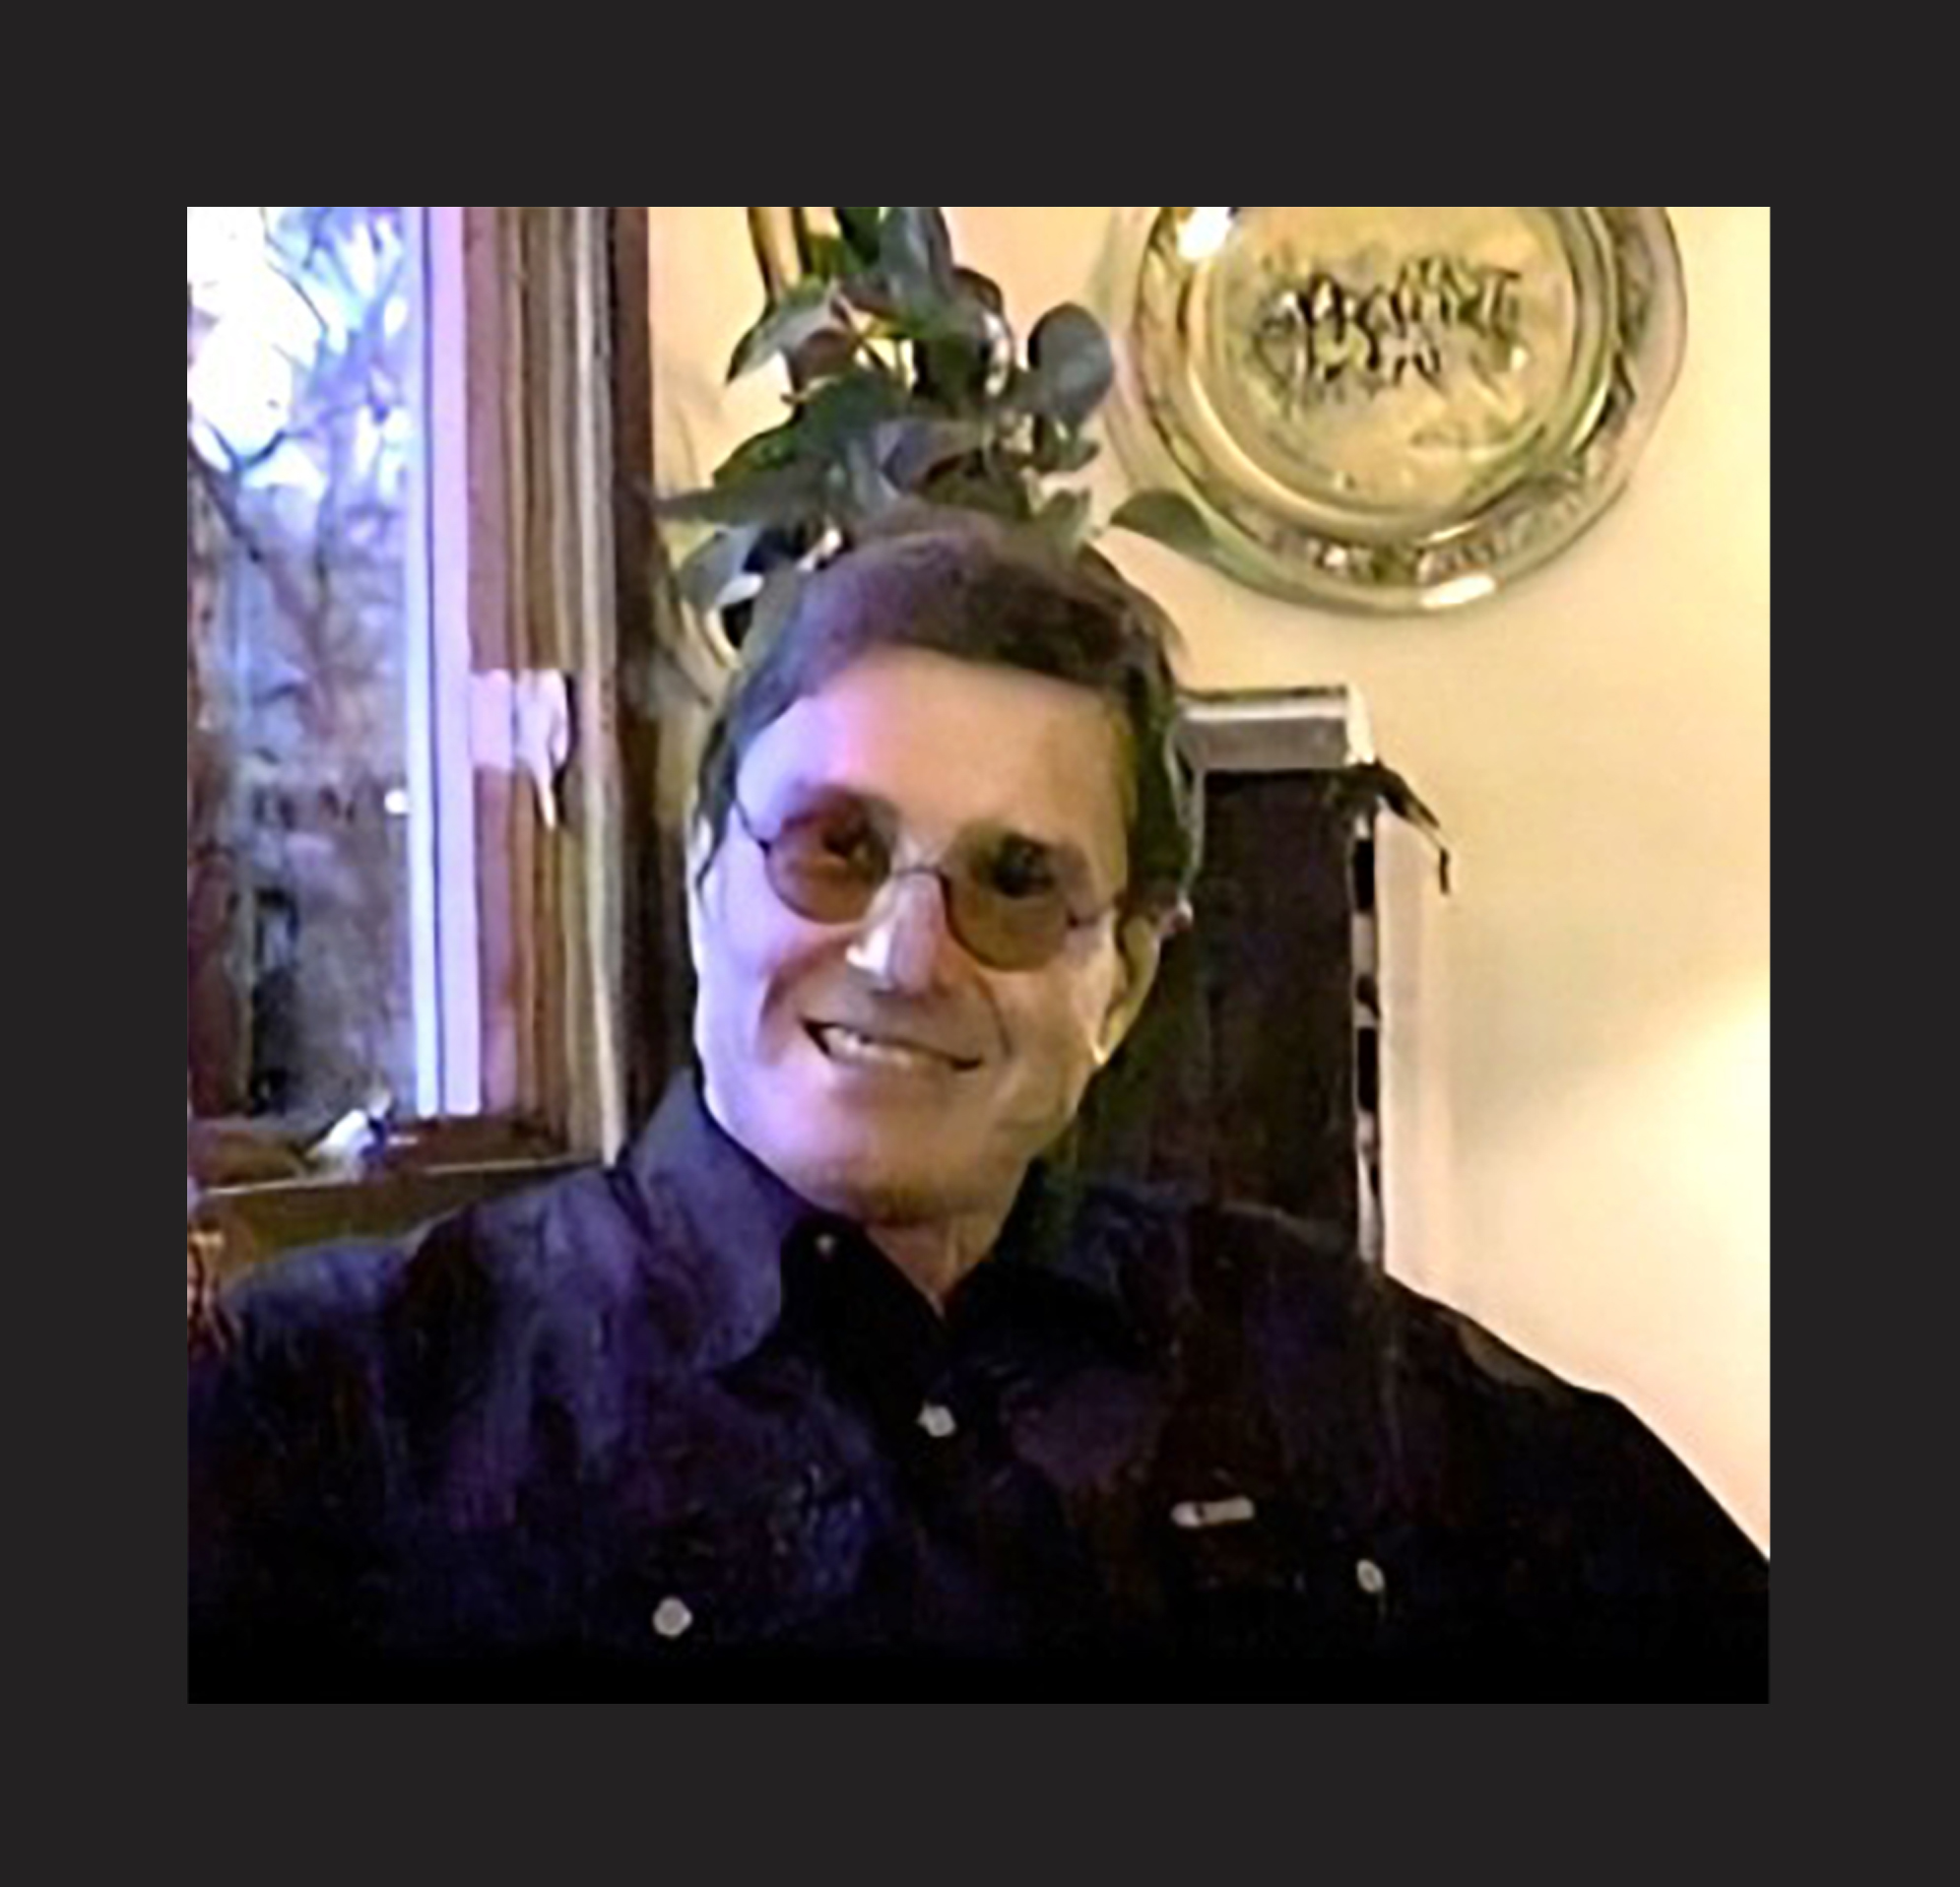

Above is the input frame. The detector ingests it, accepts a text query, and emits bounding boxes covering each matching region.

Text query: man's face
[689,647,1161,1227]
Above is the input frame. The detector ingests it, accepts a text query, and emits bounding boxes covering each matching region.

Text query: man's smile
[806,1022,985,1076]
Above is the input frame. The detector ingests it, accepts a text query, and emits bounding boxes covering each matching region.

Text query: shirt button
[1356,1559,1389,1600]
[652,1596,695,1642]
[814,1233,841,1260]
[918,1402,959,1441]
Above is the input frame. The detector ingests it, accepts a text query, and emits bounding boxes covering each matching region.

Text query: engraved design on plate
[1121,207,1684,612]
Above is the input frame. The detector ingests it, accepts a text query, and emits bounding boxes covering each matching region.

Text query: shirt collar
[620,1074,1139,1372]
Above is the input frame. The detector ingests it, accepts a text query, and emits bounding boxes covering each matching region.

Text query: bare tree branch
[185,440,322,650]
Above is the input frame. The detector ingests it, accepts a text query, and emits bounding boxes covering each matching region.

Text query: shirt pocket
[1156,1480,1397,1661]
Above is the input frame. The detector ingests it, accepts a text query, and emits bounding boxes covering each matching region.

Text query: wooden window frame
[189,208,672,1273]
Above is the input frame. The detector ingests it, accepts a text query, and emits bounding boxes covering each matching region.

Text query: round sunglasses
[732,792,1122,971]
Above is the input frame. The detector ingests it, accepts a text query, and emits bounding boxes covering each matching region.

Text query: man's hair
[692,516,1201,924]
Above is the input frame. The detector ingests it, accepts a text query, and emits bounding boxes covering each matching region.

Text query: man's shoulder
[1157,1190,1689,1455]
[1102,1183,1579,1396]
[1081,1181,1765,1568]
[208,1158,711,1379]
[1075,1178,1458,1361]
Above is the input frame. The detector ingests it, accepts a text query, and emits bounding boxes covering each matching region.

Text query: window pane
[187,207,420,1124]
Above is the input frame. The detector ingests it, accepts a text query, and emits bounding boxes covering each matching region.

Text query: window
[188,208,675,1269]
[187,207,425,1123]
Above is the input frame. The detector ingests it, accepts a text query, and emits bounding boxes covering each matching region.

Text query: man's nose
[846,871,961,991]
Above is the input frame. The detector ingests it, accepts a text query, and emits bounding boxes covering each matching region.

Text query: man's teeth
[819,1026,952,1073]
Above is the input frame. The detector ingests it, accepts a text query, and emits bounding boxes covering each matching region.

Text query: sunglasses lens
[765,809,887,923]
[948,843,1076,969]
[945,881,1063,969]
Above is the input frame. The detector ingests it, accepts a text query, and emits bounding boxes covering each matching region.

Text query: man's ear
[1094,913,1167,1069]
[684,813,717,958]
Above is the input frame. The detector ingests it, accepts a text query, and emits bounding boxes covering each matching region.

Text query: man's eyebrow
[993,826,1079,861]
[764,779,897,823]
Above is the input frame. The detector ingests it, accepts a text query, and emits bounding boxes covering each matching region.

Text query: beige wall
[647,207,1771,1550]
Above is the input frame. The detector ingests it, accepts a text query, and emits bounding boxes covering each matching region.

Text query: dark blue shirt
[189,1078,1768,1700]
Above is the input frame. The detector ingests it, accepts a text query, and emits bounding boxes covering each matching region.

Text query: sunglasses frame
[730,793,1125,971]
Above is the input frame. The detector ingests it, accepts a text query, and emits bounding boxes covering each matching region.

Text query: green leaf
[1034,489,1094,552]
[1109,489,1218,557]
[654,465,827,527]
[712,421,804,487]
[913,330,994,410]
[954,267,1007,317]
[835,207,883,263]
[836,435,900,521]
[1030,420,1101,476]
[920,465,1036,523]
[1334,762,1455,896]
[838,270,905,322]
[876,417,990,490]
[786,329,863,383]
[917,293,998,348]
[881,207,957,304]
[675,526,763,615]
[727,279,849,381]
[804,234,858,282]
[1020,304,1115,425]
[792,369,908,455]
[882,207,956,292]
[744,562,810,657]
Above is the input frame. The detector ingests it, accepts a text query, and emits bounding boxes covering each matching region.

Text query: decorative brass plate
[1117,207,1686,613]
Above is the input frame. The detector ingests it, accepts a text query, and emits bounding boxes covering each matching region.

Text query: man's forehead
[738,650,1131,860]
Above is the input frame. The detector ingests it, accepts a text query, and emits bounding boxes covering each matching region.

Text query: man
[189,520,1768,1700]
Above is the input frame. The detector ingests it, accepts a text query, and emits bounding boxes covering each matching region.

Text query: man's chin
[769,1138,1009,1230]
[788,1161,968,1228]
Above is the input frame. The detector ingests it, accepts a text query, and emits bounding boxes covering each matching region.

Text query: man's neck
[863,1209,1012,1315]
[694,1079,1021,1313]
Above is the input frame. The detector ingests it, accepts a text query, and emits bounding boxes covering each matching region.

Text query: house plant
[655,206,1211,649]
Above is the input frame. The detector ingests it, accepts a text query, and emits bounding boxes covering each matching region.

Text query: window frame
[188,208,670,1271]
